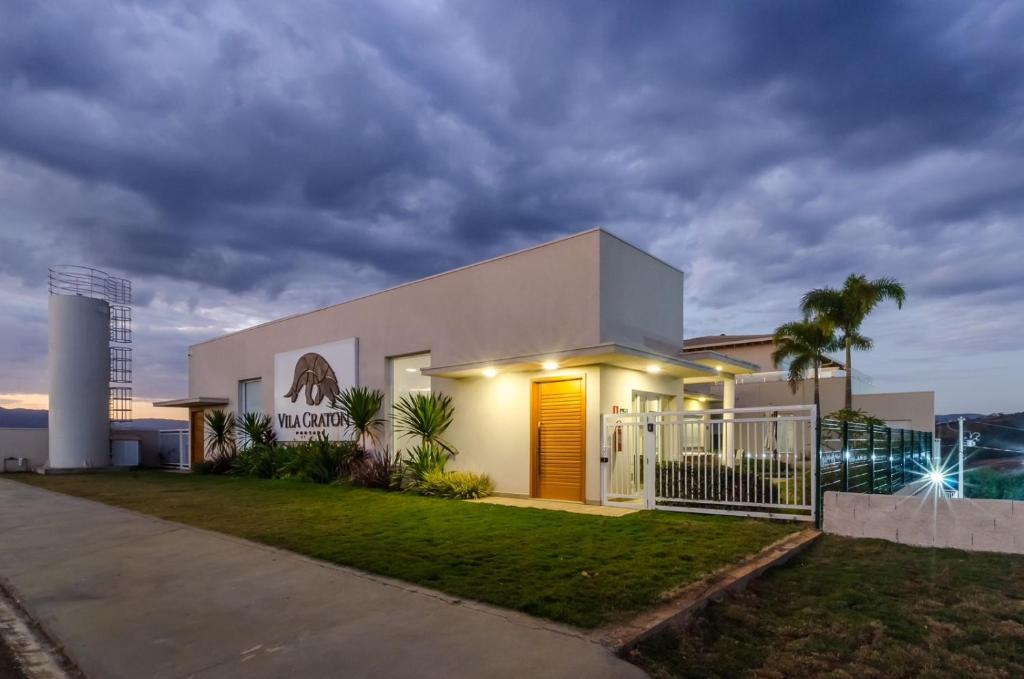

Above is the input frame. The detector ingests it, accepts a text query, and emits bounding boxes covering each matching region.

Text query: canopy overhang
[676,350,759,378]
[153,397,229,408]
[422,343,721,380]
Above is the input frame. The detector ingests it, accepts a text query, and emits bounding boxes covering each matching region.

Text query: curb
[594,528,822,653]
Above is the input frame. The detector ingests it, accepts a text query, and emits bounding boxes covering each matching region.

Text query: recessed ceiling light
[542,360,559,371]
[715,365,723,371]
[646,365,661,374]
[482,367,497,378]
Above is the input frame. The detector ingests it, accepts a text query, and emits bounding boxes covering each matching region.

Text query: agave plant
[203,409,237,469]
[330,386,386,453]
[393,392,456,456]
[239,411,276,449]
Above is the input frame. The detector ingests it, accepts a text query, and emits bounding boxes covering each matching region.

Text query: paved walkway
[468,496,639,516]
[0,479,644,679]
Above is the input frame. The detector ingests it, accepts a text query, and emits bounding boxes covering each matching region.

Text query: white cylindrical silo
[48,294,111,468]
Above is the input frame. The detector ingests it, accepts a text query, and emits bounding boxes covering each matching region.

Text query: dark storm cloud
[0,0,1023,411]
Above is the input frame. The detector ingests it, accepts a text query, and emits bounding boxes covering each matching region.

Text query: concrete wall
[823,491,1024,554]
[599,232,684,355]
[855,391,935,432]
[696,377,935,432]
[0,429,49,471]
[186,229,690,502]
[189,230,607,417]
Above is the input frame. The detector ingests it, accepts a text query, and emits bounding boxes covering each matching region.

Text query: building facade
[681,335,935,432]
[159,230,754,503]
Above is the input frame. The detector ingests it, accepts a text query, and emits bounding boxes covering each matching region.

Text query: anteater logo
[283,352,340,406]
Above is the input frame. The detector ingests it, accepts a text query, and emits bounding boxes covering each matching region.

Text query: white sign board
[273,338,357,441]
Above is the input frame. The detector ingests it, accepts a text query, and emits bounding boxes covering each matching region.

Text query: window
[391,353,431,451]
[239,378,262,415]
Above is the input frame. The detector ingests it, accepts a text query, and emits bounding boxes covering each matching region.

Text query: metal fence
[158,429,189,470]
[817,419,935,525]
[602,406,817,521]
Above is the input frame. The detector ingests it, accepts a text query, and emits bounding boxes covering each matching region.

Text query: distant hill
[0,407,48,428]
[935,411,1024,466]
[935,413,986,424]
[0,407,185,430]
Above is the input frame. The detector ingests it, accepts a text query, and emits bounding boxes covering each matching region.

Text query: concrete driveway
[0,479,645,678]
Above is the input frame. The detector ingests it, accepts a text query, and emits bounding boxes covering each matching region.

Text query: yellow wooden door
[532,378,585,501]
[190,410,206,466]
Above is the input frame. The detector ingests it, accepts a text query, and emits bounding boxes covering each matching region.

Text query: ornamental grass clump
[286,432,361,484]
[417,470,494,499]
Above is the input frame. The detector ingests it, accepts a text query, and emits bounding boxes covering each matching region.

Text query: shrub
[286,432,361,484]
[394,392,457,456]
[233,443,292,479]
[239,411,277,449]
[402,442,449,487]
[965,468,1024,501]
[351,448,403,490]
[202,409,237,474]
[417,470,494,499]
[655,460,780,505]
[331,386,386,453]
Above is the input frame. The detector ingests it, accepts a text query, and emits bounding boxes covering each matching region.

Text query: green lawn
[15,472,797,628]
[632,535,1024,678]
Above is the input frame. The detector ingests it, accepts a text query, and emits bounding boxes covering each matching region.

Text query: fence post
[642,414,657,510]
[841,420,849,492]
[814,411,823,529]
[599,414,608,507]
[868,425,875,494]
[886,427,893,493]
[899,429,906,489]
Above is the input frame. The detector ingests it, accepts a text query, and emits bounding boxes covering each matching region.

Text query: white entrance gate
[601,406,817,521]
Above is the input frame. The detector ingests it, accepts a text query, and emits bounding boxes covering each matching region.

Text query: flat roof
[192,228,684,349]
[682,334,774,350]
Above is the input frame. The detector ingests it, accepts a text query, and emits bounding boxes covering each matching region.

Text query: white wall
[823,491,1024,554]
[0,429,48,471]
[445,367,601,499]
[186,229,692,502]
[190,230,606,417]
[599,231,685,356]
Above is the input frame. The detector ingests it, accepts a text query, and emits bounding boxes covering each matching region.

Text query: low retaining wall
[824,490,1024,554]
[0,429,48,471]
[0,428,164,471]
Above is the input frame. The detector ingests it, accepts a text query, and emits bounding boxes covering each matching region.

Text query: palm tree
[238,411,276,449]
[771,319,838,418]
[393,392,457,457]
[204,409,237,461]
[801,274,906,411]
[331,386,386,453]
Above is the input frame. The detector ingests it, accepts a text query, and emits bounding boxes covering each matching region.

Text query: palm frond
[393,392,457,456]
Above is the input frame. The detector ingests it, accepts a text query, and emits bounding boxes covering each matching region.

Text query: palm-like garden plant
[239,411,276,449]
[771,318,838,418]
[801,274,906,411]
[203,409,237,468]
[331,386,386,453]
[393,392,457,456]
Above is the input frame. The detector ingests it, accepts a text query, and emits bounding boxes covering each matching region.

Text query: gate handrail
[605,405,815,419]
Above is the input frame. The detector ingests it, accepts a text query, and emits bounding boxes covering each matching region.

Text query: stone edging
[593,528,822,653]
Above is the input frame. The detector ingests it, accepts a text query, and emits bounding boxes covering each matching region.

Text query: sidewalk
[0,479,644,679]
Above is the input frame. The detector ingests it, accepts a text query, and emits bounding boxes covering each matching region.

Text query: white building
[157,229,758,503]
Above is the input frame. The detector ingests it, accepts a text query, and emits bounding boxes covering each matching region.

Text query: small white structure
[47,266,133,469]
[48,294,110,468]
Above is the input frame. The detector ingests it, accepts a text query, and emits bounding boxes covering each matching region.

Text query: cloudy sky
[1,0,1022,417]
